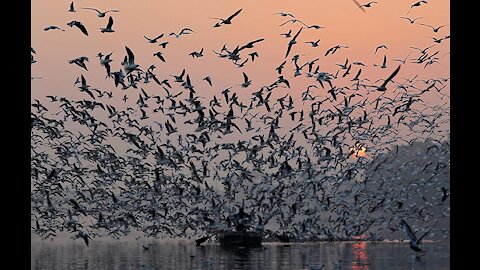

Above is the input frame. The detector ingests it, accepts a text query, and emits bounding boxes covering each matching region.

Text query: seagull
[239,72,252,88]
[158,42,169,48]
[375,44,388,54]
[100,16,115,33]
[211,9,242,27]
[305,39,320,47]
[407,1,428,15]
[98,52,114,76]
[153,51,166,62]
[274,12,295,18]
[124,46,140,74]
[169,28,194,38]
[419,23,448,33]
[68,2,76,13]
[189,48,204,58]
[44,25,65,32]
[400,16,423,24]
[279,19,308,27]
[307,25,326,30]
[280,29,292,38]
[401,219,430,252]
[356,1,378,11]
[276,60,287,74]
[144,34,164,43]
[81,7,119,17]
[374,65,401,91]
[203,76,213,86]
[285,27,303,58]
[249,52,259,61]
[67,20,88,36]
[374,55,387,68]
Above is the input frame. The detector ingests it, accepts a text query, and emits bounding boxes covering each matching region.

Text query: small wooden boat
[218,231,263,247]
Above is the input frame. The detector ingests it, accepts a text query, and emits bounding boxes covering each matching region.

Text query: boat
[218,231,263,247]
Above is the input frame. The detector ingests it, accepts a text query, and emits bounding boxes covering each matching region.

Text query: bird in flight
[67,21,88,36]
[355,1,378,11]
[144,34,164,43]
[375,65,401,91]
[401,219,430,253]
[169,28,194,38]
[44,25,65,32]
[419,23,448,33]
[400,16,423,24]
[81,7,119,17]
[375,44,388,54]
[274,12,295,18]
[100,16,115,33]
[285,27,303,58]
[211,9,243,27]
[407,1,428,15]
[68,2,76,13]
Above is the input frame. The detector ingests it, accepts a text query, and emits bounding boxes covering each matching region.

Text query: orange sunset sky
[31,0,449,103]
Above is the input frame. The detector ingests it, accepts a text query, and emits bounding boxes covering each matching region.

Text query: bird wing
[227,8,243,21]
[82,7,101,13]
[292,27,303,41]
[401,219,417,242]
[154,33,164,40]
[243,72,249,83]
[416,229,430,245]
[106,16,114,28]
[380,65,401,87]
[285,43,294,58]
[353,0,366,12]
[76,22,89,36]
[125,46,135,63]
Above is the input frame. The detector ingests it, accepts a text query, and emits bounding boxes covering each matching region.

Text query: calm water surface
[31,240,449,270]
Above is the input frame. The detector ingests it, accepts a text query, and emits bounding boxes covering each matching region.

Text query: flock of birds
[32,0,449,259]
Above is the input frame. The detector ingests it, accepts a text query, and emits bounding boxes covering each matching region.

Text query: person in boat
[229,201,252,232]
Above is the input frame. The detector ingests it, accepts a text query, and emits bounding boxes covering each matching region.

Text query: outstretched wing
[380,65,401,87]
[401,219,417,242]
[243,72,249,83]
[76,22,89,36]
[227,8,243,21]
[125,46,135,63]
[106,16,114,28]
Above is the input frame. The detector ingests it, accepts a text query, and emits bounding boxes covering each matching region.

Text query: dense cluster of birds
[32,0,449,255]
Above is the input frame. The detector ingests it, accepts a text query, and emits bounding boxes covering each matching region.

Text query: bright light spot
[350,142,367,159]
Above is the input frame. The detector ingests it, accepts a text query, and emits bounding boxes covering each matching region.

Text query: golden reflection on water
[352,241,368,270]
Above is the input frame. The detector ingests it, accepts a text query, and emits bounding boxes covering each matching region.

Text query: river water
[31,240,449,269]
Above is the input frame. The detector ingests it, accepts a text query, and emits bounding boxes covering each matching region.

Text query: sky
[31,0,450,108]
[31,0,451,243]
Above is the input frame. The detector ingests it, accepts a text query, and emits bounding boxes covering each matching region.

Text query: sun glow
[350,142,367,159]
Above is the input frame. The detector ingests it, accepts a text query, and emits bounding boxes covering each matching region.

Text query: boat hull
[218,231,263,247]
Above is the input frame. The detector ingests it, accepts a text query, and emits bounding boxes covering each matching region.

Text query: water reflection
[352,241,369,270]
[31,240,449,270]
